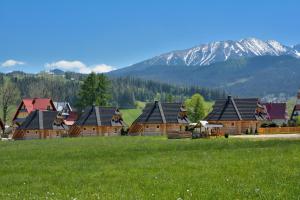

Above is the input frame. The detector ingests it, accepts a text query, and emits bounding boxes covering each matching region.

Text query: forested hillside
[0,71,226,122]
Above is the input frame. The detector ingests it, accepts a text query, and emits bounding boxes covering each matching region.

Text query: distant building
[13,110,68,140]
[206,96,268,135]
[263,103,288,125]
[290,90,300,122]
[13,98,56,126]
[129,101,190,136]
[53,102,78,125]
[69,106,125,137]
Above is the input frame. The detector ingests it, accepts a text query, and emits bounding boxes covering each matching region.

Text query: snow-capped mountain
[136,38,300,66]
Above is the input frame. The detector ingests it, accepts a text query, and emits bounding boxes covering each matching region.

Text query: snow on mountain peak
[138,38,299,67]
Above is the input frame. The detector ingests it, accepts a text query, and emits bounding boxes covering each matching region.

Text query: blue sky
[0,0,299,73]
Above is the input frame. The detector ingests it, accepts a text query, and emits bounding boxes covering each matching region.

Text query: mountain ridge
[132,38,300,67]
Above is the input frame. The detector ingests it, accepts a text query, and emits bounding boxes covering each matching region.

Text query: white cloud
[1,59,25,67]
[45,60,116,74]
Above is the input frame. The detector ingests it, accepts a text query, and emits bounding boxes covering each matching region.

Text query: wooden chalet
[69,106,125,137]
[129,101,190,136]
[13,98,56,126]
[290,90,300,122]
[205,96,268,135]
[263,102,288,125]
[53,101,78,125]
[13,110,68,140]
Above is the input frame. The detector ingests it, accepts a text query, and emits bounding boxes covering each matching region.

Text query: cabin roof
[263,103,287,120]
[17,110,68,130]
[134,102,189,124]
[13,98,56,121]
[75,106,124,126]
[206,96,268,121]
[53,102,72,112]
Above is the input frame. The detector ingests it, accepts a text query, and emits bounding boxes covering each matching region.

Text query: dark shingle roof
[17,110,68,130]
[206,96,268,121]
[134,101,189,124]
[75,106,124,126]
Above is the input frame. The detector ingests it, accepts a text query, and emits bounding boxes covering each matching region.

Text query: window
[157,125,160,128]
[47,105,51,110]
[84,128,86,130]
[36,131,38,134]
[93,128,96,131]
[146,126,149,128]
[27,131,29,133]
[114,128,117,133]
[231,122,235,126]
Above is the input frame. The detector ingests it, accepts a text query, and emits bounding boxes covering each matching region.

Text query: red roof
[64,111,78,126]
[263,103,287,120]
[13,98,56,121]
[22,98,55,113]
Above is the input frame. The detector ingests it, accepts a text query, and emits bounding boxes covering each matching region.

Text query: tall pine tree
[77,73,111,109]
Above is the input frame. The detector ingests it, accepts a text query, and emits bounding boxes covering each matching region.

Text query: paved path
[231,134,300,139]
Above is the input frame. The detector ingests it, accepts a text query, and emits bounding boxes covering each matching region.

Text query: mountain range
[110,38,300,98]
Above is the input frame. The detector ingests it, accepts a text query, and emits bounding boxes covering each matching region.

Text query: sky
[0,0,299,73]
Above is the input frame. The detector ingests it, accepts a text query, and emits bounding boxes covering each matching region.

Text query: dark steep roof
[263,103,287,120]
[17,110,68,130]
[134,101,189,124]
[75,106,124,126]
[206,96,268,121]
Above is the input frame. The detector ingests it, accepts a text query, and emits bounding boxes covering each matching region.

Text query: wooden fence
[258,127,300,134]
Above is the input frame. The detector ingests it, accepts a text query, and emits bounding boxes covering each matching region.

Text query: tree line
[0,71,226,124]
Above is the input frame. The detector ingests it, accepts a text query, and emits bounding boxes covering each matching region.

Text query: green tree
[166,94,174,103]
[77,73,111,109]
[0,79,20,126]
[185,93,206,122]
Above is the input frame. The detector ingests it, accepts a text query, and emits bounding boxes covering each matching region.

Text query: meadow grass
[0,137,299,199]
[121,108,142,126]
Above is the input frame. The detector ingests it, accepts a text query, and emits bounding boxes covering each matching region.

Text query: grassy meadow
[0,137,299,199]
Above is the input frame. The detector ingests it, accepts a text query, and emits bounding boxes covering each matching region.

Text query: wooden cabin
[205,96,268,135]
[290,90,300,122]
[13,98,56,126]
[69,106,125,137]
[13,110,68,140]
[263,102,288,125]
[129,101,189,136]
[53,101,78,125]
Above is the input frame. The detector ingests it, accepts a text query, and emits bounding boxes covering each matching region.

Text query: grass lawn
[0,137,299,199]
[120,108,142,126]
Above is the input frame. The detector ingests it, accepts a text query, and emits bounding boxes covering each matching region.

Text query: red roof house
[13,98,56,125]
[263,103,288,125]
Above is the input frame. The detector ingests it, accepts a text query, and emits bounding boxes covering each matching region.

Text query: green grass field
[0,137,299,199]
[120,109,142,126]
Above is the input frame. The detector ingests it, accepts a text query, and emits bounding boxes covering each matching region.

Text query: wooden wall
[79,125,123,136]
[14,129,67,140]
[130,123,187,136]
[208,120,260,135]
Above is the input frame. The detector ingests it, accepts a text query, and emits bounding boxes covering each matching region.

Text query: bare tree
[0,80,20,127]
